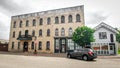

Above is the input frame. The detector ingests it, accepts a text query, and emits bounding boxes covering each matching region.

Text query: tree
[116,30,120,43]
[72,26,95,48]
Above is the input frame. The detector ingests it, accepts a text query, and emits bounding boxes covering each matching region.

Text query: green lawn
[118,49,120,54]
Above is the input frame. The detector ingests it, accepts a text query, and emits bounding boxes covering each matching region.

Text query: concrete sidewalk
[0,51,120,59]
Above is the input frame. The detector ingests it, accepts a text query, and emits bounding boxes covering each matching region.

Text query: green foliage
[118,49,120,54]
[116,30,120,43]
[72,26,95,48]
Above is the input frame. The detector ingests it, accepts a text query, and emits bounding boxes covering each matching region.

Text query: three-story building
[8,5,85,53]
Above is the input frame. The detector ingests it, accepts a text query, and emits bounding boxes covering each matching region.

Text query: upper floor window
[46,41,50,50]
[68,15,72,23]
[61,15,65,23]
[25,30,29,36]
[12,42,14,49]
[76,14,81,22]
[26,20,29,27]
[13,21,16,28]
[19,31,21,37]
[47,17,51,25]
[68,28,73,36]
[55,16,59,24]
[99,32,107,39]
[38,41,42,50]
[55,28,59,36]
[33,19,36,26]
[47,29,50,36]
[61,28,65,36]
[19,21,22,28]
[39,29,42,36]
[39,18,43,25]
[32,30,35,37]
[13,31,15,38]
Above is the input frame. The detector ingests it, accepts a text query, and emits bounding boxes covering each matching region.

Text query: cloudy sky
[0,0,120,40]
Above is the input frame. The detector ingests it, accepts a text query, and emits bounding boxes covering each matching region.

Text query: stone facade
[9,5,85,53]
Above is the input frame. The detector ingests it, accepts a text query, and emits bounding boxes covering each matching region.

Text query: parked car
[67,48,97,61]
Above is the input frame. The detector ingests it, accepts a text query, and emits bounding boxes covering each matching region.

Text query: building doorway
[60,39,66,53]
[23,42,28,52]
[109,45,115,55]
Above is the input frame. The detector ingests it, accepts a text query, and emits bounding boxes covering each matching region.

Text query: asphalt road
[0,54,120,68]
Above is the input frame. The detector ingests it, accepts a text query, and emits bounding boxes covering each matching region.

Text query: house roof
[94,22,118,33]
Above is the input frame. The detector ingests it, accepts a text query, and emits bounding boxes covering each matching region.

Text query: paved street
[0,54,120,68]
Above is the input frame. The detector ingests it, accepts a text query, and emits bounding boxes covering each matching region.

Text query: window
[33,19,36,26]
[25,30,28,36]
[99,32,107,39]
[68,15,72,23]
[55,17,59,24]
[31,42,34,49]
[61,15,65,23]
[18,42,20,50]
[47,29,50,36]
[39,29,42,36]
[26,20,29,26]
[68,28,73,36]
[68,39,74,50]
[61,28,65,36]
[47,17,51,25]
[46,41,50,50]
[13,31,15,38]
[32,30,35,36]
[76,14,81,22]
[38,41,42,50]
[19,31,21,37]
[19,21,22,27]
[12,42,14,49]
[39,18,43,25]
[55,28,59,36]
[13,21,16,28]
[55,39,59,53]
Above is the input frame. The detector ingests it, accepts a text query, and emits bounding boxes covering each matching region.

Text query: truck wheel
[83,55,88,61]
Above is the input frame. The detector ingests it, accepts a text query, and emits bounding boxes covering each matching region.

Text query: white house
[91,22,118,55]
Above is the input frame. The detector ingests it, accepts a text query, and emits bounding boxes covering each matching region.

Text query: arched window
[13,31,15,38]
[68,15,72,23]
[25,30,28,36]
[61,28,65,36]
[55,28,59,36]
[39,18,43,25]
[26,20,29,26]
[32,30,35,36]
[76,14,81,22]
[38,41,42,50]
[13,21,16,28]
[47,29,50,36]
[55,16,59,24]
[19,21,22,27]
[12,42,14,49]
[46,41,50,50]
[19,31,21,37]
[68,28,73,36]
[39,29,42,36]
[33,19,36,26]
[61,15,65,23]
[47,17,51,25]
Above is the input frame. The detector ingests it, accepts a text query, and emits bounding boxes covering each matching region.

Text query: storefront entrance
[60,39,66,53]
[23,42,28,52]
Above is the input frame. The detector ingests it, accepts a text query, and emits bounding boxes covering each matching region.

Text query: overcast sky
[0,0,120,40]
